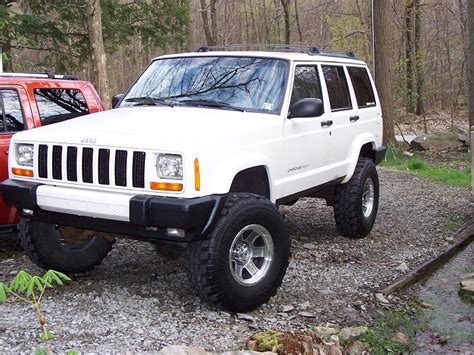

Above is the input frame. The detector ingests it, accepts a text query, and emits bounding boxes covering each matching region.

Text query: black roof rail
[196,44,357,59]
[0,72,79,80]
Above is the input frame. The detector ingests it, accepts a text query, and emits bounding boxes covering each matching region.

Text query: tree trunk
[199,0,215,46]
[414,0,423,116]
[374,0,396,144]
[86,0,111,109]
[280,0,290,44]
[469,0,474,129]
[404,0,414,113]
[210,0,218,45]
[294,0,303,44]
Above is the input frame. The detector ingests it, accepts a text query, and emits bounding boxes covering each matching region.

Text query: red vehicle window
[34,88,89,125]
[0,89,25,132]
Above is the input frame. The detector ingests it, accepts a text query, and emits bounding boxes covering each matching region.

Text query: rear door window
[0,89,25,133]
[34,88,89,125]
[347,67,376,108]
[322,66,352,111]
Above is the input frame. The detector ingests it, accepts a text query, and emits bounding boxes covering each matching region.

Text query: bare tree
[469,0,474,129]
[86,0,111,108]
[374,0,396,144]
[404,0,414,112]
[414,0,423,116]
[199,0,218,46]
[280,0,290,44]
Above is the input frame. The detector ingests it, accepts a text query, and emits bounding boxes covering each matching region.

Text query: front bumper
[0,179,225,242]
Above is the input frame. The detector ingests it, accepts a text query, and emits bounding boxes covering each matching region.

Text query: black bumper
[374,145,387,165]
[0,179,225,242]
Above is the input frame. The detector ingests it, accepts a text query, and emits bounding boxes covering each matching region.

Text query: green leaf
[0,283,8,303]
[34,347,48,355]
[10,271,33,293]
[39,330,54,341]
[66,350,79,355]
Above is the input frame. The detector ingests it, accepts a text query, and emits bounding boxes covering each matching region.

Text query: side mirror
[289,98,324,118]
[112,93,125,109]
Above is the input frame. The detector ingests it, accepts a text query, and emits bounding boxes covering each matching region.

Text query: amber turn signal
[194,158,200,191]
[11,168,33,177]
[150,181,183,192]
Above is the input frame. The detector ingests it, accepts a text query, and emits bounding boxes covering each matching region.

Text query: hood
[13,106,282,152]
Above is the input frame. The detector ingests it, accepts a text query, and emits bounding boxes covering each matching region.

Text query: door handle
[350,115,360,122]
[321,120,333,127]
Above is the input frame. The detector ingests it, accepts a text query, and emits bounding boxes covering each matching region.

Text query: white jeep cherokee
[1,46,386,312]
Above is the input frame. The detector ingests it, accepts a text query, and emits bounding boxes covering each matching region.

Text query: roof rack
[196,44,356,59]
[0,71,78,80]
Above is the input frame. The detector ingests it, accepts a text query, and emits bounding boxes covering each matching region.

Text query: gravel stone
[0,168,470,352]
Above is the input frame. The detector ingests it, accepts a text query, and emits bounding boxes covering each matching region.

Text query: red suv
[0,73,103,232]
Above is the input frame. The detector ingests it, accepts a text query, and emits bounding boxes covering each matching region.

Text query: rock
[410,132,461,151]
[460,279,474,288]
[337,326,368,342]
[457,125,470,146]
[237,313,255,322]
[298,311,316,318]
[281,305,294,313]
[419,302,434,309]
[395,262,409,271]
[461,273,474,280]
[159,345,209,354]
[302,243,317,250]
[346,340,371,354]
[391,331,408,344]
[298,301,311,310]
[375,293,390,304]
[319,288,336,296]
[312,326,338,336]
[403,151,414,157]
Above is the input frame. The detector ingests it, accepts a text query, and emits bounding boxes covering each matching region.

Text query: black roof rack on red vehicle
[0,71,79,80]
[196,44,357,59]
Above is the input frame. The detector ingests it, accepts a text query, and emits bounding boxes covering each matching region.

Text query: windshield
[120,56,288,114]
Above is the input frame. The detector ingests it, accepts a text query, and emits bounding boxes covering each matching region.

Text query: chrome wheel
[362,177,375,217]
[229,224,274,286]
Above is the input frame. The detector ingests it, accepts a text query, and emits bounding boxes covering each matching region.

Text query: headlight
[157,153,183,180]
[16,144,34,167]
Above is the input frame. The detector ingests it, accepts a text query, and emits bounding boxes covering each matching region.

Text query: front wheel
[187,193,290,312]
[19,219,114,274]
[334,157,380,238]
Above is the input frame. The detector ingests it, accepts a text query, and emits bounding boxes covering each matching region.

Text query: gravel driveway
[0,168,471,353]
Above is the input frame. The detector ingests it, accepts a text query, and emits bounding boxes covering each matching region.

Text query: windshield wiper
[177,99,244,112]
[124,96,174,107]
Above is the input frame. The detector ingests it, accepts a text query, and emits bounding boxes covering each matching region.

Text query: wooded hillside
[1,0,470,136]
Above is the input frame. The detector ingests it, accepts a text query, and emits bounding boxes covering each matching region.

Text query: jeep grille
[37,144,146,189]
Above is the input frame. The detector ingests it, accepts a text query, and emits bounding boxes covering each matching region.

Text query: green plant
[0,270,71,352]
[360,310,422,354]
[381,146,471,188]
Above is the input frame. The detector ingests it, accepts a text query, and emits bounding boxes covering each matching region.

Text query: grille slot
[132,151,146,188]
[52,146,62,180]
[98,149,110,185]
[38,145,48,178]
[82,148,93,183]
[115,150,127,187]
[66,147,78,181]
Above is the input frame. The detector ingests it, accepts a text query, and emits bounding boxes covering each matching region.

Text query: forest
[1,0,472,142]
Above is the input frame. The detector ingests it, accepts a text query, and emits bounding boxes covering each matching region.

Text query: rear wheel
[19,218,114,273]
[334,157,380,238]
[187,193,290,312]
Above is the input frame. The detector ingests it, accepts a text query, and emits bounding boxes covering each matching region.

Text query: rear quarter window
[34,88,89,126]
[347,67,376,108]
